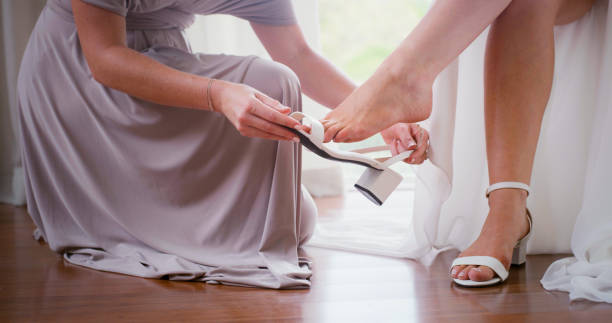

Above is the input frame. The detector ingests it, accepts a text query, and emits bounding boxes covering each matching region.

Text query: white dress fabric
[310,0,612,302]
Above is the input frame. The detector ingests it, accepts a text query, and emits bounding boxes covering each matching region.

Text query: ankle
[381,55,433,89]
[485,189,530,236]
[488,189,527,208]
[375,64,433,122]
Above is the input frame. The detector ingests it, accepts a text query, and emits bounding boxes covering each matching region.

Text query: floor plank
[1,202,611,322]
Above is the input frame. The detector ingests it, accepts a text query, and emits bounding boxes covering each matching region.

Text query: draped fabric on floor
[310,0,612,303]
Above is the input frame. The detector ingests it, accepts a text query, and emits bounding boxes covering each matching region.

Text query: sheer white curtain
[310,0,612,303]
[0,0,45,205]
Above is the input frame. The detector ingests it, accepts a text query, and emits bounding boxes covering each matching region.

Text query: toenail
[451,268,458,276]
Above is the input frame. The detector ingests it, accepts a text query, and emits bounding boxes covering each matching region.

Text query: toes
[452,264,497,281]
[323,124,341,143]
[468,266,495,282]
[334,128,352,143]
[457,265,475,280]
[451,265,465,278]
[335,126,368,143]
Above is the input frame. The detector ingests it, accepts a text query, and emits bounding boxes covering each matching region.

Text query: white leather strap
[290,112,325,144]
[291,112,413,169]
[351,145,413,167]
[351,146,388,154]
[486,181,531,197]
[382,150,413,167]
[450,256,509,281]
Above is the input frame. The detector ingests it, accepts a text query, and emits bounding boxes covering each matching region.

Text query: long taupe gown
[16,0,316,289]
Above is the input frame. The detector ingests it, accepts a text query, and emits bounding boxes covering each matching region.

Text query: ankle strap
[486,182,531,197]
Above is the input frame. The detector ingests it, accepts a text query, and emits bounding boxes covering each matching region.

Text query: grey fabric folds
[17,0,314,289]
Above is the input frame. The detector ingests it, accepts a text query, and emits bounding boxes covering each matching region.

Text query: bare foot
[451,189,531,282]
[321,66,433,143]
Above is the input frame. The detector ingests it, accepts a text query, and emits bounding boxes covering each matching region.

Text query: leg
[242,56,314,244]
[323,0,514,142]
[452,0,596,282]
[298,185,316,246]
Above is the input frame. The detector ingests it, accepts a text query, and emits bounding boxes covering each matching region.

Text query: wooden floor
[2,199,611,322]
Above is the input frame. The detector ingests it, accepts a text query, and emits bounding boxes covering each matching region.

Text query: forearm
[72,0,302,142]
[283,48,356,109]
[250,23,355,109]
[91,46,210,110]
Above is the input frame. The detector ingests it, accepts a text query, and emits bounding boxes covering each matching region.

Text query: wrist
[206,78,216,112]
[207,78,226,114]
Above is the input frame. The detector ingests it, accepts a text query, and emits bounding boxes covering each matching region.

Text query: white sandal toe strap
[290,112,325,143]
[450,256,509,281]
[352,145,414,167]
[289,112,413,168]
[486,182,531,197]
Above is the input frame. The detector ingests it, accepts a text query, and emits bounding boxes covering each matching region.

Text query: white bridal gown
[310,0,612,303]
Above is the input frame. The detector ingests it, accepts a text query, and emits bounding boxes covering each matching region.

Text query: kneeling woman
[17,0,428,288]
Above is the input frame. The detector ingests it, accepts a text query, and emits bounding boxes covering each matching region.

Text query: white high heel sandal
[450,182,533,287]
[289,112,414,205]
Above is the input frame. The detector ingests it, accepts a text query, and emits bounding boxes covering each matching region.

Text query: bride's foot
[322,63,433,143]
[451,189,531,282]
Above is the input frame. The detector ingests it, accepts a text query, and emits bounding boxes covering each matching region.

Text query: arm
[71,0,302,141]
[250,23,355,109]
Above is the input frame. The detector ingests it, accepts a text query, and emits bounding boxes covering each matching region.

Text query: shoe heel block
[354,168,403,206]
[511,239,528,266]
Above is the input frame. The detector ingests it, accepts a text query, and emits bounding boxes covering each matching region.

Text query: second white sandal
[450,181,533,287]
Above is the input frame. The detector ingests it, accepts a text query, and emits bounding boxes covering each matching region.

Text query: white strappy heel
[450,181,533,287]
[289,112,414,205]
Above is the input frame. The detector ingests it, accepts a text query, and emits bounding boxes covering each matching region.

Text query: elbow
[84,47,120,88]
[88,60,113,87]
[295,42,315,59]
[89,65,105,84]
[273,42,314,68]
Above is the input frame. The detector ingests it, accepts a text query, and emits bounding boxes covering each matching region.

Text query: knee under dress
[16,0,316,289]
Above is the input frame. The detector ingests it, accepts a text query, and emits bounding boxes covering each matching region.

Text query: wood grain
[1,198,611,322]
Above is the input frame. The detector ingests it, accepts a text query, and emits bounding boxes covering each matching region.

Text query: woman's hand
[212,80,304,142]
[380,123,430,164]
